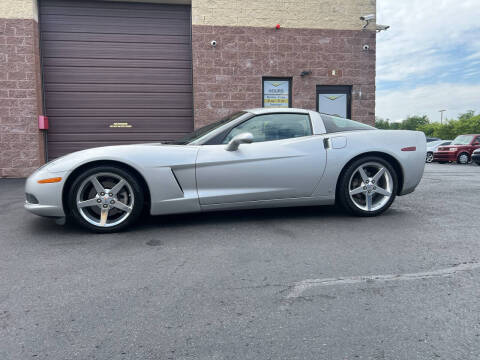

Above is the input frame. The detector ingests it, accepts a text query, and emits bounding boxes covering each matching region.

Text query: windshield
[452,135,474,145]
[320,114,375,133]
[170,111,247,145]
[427,140,444,148]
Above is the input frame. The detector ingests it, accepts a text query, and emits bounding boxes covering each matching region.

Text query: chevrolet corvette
[25,108,426,232]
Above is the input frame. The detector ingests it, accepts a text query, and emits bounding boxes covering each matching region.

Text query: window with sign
[262,77,292,108]
[316,85,352,119]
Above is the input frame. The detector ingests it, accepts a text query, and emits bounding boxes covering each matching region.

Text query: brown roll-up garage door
[39,0,193,159]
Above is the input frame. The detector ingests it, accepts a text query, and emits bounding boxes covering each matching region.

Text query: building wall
[191,0,376,128]
[0,0,376,177]
[0,0,44,177]
[192,25,375,128]
[0,0,38,21]
[192,0,376,30]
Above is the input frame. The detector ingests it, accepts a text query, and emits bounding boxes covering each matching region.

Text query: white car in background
[426,140,452,163]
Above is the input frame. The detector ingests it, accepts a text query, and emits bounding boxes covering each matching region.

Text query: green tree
[400,115,429,130]
[375,111,480,140]
[374,116,391,129]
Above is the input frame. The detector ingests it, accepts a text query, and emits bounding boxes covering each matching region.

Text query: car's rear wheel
[426,152,434,163]
[338,156,398,217]
[457,152,469,164]
[67,165,144,232]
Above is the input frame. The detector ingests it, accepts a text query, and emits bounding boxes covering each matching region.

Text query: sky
[375,0,480,122]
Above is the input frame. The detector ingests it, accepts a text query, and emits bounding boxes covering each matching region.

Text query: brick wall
[0,18,44,177]
[192,25,376,128]
[192,0,376,30]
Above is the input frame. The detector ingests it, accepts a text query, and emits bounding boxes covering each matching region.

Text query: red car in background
[433,134,480,164]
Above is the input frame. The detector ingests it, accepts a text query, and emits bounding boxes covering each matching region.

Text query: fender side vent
[171,169,184,193]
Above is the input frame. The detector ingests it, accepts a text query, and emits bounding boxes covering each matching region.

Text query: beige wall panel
[0,0,38,21]
[192,0,376,30]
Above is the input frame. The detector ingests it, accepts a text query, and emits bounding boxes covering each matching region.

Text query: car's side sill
[200,196,334,212]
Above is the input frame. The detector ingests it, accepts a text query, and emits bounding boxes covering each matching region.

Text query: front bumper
[24,203,65,218]
[24,168,67,218]
[433,151,456,162]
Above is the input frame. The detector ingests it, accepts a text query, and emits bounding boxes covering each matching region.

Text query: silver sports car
[25,108,426,232]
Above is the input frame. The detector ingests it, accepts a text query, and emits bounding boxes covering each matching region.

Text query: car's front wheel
[338,156,398,217]
[426,152,434,163]
[67,165,144,232]
[457,152,470,164]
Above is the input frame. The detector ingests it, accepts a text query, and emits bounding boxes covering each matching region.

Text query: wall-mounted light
[353,88,363,99]
[300,70,312,77]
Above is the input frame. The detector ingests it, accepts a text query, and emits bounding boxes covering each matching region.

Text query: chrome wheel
[426,152,434,163]
[458,153,469,164]
[75,172,134,227]
[348,162,393,212]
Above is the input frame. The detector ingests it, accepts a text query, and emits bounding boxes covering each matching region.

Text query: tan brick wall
[0,0,38,21]
[192,0,376,30]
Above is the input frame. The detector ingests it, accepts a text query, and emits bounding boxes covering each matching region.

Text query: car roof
[246,107,312,115]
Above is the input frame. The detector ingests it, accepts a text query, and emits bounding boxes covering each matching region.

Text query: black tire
[67,165,145,233]
[475,162,480,166]
[425,152,434,163]
[456,152,470,164]
[337,156,398,217]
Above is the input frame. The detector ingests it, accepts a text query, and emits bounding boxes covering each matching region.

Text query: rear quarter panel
[313,130,426,197]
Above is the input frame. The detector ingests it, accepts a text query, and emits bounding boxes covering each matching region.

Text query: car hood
[42,143,199,173]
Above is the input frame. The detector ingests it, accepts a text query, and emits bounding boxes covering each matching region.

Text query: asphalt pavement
[1,163,480,359]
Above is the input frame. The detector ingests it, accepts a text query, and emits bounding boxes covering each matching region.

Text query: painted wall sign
[263,78,291,108]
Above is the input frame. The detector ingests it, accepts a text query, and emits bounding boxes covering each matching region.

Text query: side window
[321,113,375,133]
[222,113,312,144]
[474,137,480,145]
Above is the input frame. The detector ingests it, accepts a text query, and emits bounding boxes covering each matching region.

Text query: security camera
[362,44,370,51]
[360,14,375,21]
[210,40,217,47]
[376,24,390,32]
[360,14,375,29]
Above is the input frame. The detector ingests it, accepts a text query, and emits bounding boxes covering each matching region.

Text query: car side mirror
[225,132,253,151]
[473,142,480,146]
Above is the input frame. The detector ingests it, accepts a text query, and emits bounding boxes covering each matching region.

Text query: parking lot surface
[1,163,480,359]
